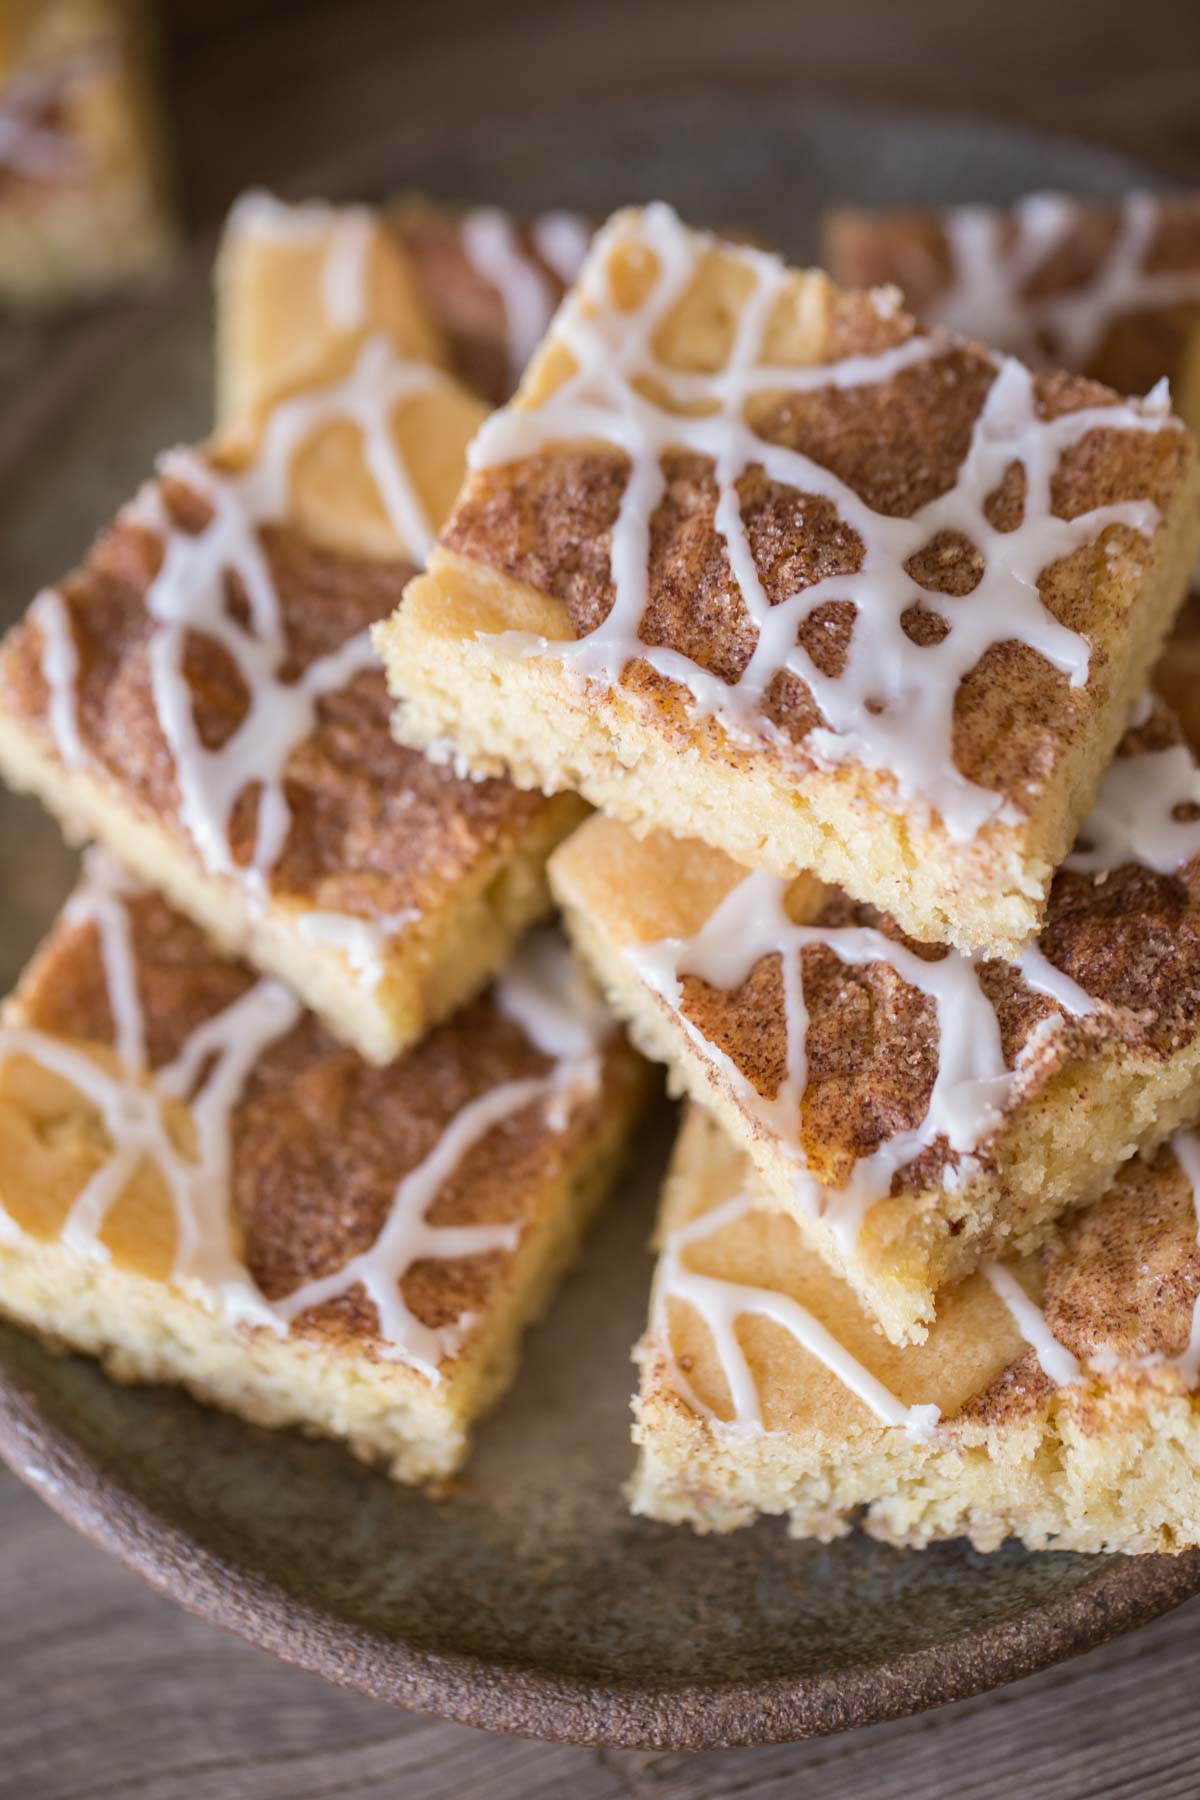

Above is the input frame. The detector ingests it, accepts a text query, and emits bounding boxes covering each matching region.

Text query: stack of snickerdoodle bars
[382,198,1200,1552]
[8,180,1200,1557]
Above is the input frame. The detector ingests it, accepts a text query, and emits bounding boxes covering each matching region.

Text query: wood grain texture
[5,3,1200,1796]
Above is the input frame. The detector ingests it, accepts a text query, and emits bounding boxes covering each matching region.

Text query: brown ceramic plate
[1,89,1198,1752]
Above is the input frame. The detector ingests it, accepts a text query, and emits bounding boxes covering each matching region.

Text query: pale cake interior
[0,870,647,1483]
[631,1106,1200,1554]
[382,206,1200,957]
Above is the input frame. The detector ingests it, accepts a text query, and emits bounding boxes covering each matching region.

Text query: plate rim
[2,82,1200,1752]
[4,1354,1200,1750]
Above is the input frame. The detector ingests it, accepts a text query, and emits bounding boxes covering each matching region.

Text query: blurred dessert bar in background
[823,191,1200,428]
[217,188,591,425]
[0,0,174,309]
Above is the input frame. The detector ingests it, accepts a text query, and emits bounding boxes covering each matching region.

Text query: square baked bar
[0,858,646,1483]
[215,189,449,428]
[632,1105,1200,1553]
[217,191,592,426]
[552,698,1200,1343]
[823,190,1200,432]
[0,334,583,1065]
[382,204,1200,957]
[0,0,174,309]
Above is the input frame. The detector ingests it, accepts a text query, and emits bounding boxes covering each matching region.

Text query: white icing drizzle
[655,1191,939,1440]
[470,203,1171,842]
[981,1260,1082,1386]
[496,926,611,1128]
[30,588,84,767]
[1016,944,1097,1017]
[632,868,1035,1250]
[294,906,420,989]
[628,732,1200,1246]
[267,1075,529,1375]
[0,869,607,1378]
[656,1131,1200,1441]
[530,210,592,288]
[931,192,1200,373]
[1064,742,1200,875]
[36,335,448,970]
[321,212,373,332]
[227,190,374,333]
[461,207,560,390]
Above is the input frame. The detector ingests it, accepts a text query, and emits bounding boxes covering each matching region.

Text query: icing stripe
[461,208,560,390]
[1064,743,1200,875]
[981,1260,1082,1386]
[226,190,374,334]
[529,211,592,289]
[656,1191,939,1440]
[31,588,84,768]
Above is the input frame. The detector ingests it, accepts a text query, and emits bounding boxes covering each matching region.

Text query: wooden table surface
[6,4,1200,1796]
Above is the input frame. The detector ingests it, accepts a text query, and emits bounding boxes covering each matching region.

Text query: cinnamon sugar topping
[29,336,469,960]
[628,719,1200,1247]
[0,857,610,1377]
